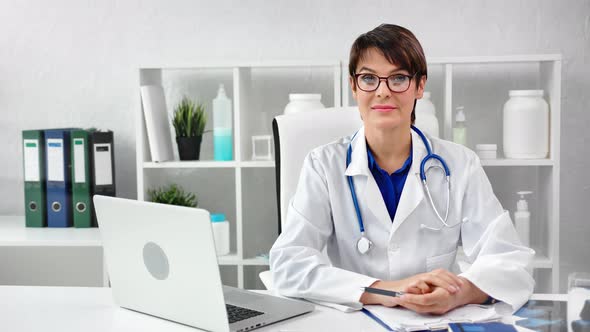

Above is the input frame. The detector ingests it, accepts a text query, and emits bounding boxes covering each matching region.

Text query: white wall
[0,0,588,290]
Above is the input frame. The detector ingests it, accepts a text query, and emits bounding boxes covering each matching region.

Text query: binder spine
[22,130,46,227]
[72,130,92,228]
[90,130,116,227]
[45,129,73,227]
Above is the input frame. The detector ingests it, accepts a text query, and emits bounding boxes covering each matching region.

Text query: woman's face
[350,48,426,132]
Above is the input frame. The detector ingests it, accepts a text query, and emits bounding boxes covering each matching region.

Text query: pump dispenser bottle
[514,191,532,246]
[213,84,233,161]
[453,106,467,146]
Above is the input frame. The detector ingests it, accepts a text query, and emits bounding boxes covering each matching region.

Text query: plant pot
[176,136,202,160]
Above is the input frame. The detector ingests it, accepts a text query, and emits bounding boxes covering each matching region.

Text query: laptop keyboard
[226,304,264,324]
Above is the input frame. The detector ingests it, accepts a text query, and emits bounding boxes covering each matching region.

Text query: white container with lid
[210,213,230,256]
[475,144,497,159]
[284,94,325,115]
[414,91,440,138]
[503,90,549,159]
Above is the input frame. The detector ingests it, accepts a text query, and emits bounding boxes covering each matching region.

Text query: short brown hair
[349,24,428,123]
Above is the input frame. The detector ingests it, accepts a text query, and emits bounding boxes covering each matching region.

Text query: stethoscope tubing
[347,126,460,253]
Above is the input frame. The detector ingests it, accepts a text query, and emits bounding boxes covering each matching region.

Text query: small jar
[210,213,230,256]
[475,144,497,159]
[503,90,549,159]
[283,94,325,115]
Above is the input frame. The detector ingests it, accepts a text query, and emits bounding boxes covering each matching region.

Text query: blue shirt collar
[366,141,413,175]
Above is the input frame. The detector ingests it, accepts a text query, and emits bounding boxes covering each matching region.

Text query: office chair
[258,107,362,290]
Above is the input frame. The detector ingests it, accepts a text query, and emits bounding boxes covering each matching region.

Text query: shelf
[217,254,269,266]
[480,159,554,167]
[139,60,340,70]
[532,255,553,269]
[427,54,561,65]
[0,216,102,247]
[242,256,270,266]
[146,159,552,168]
[240,161,275,168]
[144,160,276,169]
[138,56,561,292]
[144,161,238,169]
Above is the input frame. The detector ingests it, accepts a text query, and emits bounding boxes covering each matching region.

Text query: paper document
[364,304,501,331]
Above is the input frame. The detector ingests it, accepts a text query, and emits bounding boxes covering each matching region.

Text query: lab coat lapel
[344,127,392,229]
[363,172,393,227]
[390,129,427,235]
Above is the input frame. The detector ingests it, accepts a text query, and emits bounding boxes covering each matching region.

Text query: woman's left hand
[396,277,489,315]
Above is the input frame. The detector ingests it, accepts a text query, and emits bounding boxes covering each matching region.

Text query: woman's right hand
[360,269,464,307]
[399,269,464,295]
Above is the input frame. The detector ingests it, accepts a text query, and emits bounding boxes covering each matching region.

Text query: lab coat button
[389,245,399,252]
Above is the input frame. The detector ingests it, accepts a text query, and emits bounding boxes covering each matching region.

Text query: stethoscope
[347,125,466,255]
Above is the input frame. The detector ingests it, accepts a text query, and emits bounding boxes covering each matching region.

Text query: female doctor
[269,24,535,314]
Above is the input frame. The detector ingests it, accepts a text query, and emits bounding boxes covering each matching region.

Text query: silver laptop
[94,195,314,332]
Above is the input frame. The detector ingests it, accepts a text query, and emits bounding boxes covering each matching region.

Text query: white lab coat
[269,126,535,313]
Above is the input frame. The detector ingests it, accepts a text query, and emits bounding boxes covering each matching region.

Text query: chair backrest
[272,107,362,233]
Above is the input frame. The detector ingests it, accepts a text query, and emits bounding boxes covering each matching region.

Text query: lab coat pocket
[426,249,457,272]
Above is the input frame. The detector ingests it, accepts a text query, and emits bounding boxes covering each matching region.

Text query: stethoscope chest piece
[356,235,373,255]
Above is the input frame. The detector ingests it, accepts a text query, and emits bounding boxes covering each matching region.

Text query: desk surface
[0,286,565,332]
[0,216,101,246]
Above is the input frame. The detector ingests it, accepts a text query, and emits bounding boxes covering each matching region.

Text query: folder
[22,130,47,227]
[90,130,116,227]
[71,130,93,228]
[363,304,501,331]
[45,129,75,227]
[449,322,517,332]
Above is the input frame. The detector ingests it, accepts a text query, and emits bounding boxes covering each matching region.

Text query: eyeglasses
[354,73,416,93]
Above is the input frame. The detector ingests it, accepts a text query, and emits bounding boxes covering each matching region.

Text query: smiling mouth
[371,105,397,112]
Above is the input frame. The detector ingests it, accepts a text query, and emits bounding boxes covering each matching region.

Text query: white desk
[0,216,101,246]
[0,216,107,286]
[0,285,565,332]
[0,286,376,332]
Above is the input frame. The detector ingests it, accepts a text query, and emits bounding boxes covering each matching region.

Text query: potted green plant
[147,184,197,207]
[172,96,207,160]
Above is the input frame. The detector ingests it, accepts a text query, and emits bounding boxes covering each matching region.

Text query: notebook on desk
[448,322,518,332]
[363,304,502,331]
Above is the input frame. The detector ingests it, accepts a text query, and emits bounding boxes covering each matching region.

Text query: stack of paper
[364,304,501,331]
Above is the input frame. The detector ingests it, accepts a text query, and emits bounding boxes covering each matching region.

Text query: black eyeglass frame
[353,73,417,93]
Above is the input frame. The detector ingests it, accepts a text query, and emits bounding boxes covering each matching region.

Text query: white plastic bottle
[414,91,440,138]
[453,106,467,146]
[213,84,233,161]
[283,94,325,114]
[210,213,230,256]
[514,191,532,247]
[503,90,549,159]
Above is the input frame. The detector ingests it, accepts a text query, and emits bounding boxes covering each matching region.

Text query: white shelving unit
[137,62,341,288]
[137,55,560,292]
[344,54,561,292]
